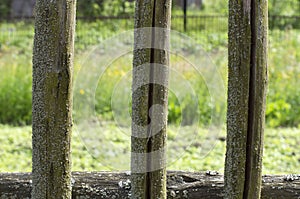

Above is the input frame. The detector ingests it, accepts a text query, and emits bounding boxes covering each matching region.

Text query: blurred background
[0,0,299,174]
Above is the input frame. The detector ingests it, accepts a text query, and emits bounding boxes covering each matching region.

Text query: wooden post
[225,0,268,198]
[32,0,76,198]
[183,0,187,32]
[131,0,171,198]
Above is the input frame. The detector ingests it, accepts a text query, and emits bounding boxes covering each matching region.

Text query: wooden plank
[0,172,299,199]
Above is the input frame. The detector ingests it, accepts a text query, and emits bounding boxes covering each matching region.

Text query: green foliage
[0,0,10,18]
[266,30,300,128]
[201,0,228,15]
[172,0,299,18]
[0,21,300,128]
[0,125,32,172]
[269,0,300,16]
[1,0,299,20]
[168,94,182,125]
[102,0,135,16]
[0,125,298,174]
[0,60,32,125]
[77,0,105,17]
[0,22,33,125]
[77,0,135,17]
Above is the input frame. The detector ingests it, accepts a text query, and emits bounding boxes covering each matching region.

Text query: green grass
[1,21,300,127]
[0,21,299,176]
[0,124,299,175]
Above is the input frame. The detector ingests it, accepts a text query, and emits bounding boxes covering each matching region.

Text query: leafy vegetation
[0,2,299,176]
[1,0,299,19]
[1,19,299,127]
[77,0,135,17]
[0,125,298,174]
[0,0,10,18]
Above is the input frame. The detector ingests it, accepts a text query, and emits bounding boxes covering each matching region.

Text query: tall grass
[0,46,32,125]
[0,21,300,127]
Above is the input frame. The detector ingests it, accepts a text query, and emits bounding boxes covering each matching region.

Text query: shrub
[0,0,10,18]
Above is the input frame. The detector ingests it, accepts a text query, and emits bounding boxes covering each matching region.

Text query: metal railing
[0,14,299,51]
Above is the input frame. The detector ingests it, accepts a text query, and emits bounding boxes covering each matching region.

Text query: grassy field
[0,124,299,174]
[0,21,300,127]
[0,19,299,175]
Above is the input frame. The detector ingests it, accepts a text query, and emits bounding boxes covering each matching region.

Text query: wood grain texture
[32,0,76,198]
[0,172,299,199]
[131,0,171,198]
[225,0,252,197]
[225,0,268,198]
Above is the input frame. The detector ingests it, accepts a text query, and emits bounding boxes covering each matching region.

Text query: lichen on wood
[32,0,76,198]
[131,0,172,198]
[225,0,268,198]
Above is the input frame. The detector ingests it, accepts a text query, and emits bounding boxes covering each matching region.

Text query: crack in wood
[146,1,157,198]
[244,0,258,198]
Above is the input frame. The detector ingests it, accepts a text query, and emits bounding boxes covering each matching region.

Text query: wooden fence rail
[0,171,299,199]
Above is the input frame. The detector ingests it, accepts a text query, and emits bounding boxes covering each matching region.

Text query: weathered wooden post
[131,0,171,198]
[32,0,76,198]
[225,0,268,198]
[183,0,187,32]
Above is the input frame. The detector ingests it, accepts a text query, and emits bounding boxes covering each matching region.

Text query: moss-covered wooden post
[32,0,76,198]
[131,0,171,198]
[225,0,268,198]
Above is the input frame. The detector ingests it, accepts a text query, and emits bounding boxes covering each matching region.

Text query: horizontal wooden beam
[0,171,299,198]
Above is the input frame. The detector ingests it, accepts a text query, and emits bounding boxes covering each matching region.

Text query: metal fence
[0,14,299,51]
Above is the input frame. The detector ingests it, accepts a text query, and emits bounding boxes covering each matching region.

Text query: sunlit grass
[0,125,298,175]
